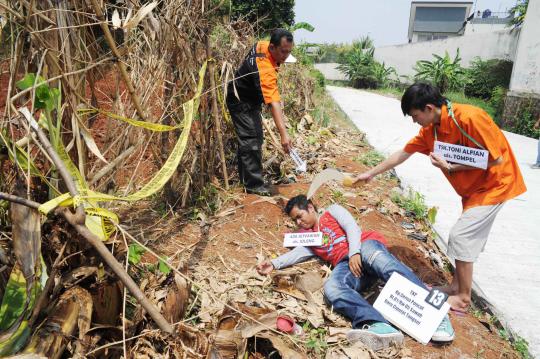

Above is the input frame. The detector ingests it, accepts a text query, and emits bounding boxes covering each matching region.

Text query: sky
[294,0,518,47]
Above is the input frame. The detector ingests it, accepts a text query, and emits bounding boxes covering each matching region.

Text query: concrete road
[327,85,540,358]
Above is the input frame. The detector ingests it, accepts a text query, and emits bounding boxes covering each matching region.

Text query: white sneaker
[431,315,455,342]
[347,322,404,351]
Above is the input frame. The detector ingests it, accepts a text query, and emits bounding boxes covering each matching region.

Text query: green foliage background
[229,0,295,34]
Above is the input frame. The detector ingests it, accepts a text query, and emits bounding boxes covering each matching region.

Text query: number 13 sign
[374,273,450,344]
[426,288,449,310]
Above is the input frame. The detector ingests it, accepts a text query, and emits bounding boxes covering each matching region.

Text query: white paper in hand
[290,148,307,173]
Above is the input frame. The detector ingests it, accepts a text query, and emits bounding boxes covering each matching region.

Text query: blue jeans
[323,240,428,329]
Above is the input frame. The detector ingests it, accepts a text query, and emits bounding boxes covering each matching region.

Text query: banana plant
[16,74,62,152]
[0,204,45,356]
[414,50,465,93]
[373,62,397,88]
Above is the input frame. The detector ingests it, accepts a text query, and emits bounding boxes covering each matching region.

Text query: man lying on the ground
[256,195,454,351]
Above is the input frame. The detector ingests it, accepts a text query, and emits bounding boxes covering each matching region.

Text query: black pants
[226,98,265,189]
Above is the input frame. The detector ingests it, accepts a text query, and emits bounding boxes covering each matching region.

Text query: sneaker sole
[431,331,455,343]
[347,330,404,351]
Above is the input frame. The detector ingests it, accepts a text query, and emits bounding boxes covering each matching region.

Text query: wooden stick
[0,192,40,210]
[89,0,147,121]
[206,38,229,189]
[88,144,137,185]
[59,208,174,334]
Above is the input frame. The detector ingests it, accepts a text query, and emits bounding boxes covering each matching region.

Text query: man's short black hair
[284,195,316,215]
[270,28,293,47]
[401,82,447,116]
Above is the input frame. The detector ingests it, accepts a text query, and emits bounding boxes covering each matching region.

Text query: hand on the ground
[281,134,292,154]
[349,253,363,277]
[256,260,274,275]
[353,172,373,184]
[429,152,450,171]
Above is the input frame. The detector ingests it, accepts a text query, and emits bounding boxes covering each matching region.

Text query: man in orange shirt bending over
[226,29,294,196]
[353,83,526,311]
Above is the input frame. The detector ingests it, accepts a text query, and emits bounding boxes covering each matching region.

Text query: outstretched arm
[354,149,412,184]
[257,246,315,275]
[269,101,291,153]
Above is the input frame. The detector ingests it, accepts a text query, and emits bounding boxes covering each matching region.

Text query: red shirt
[306,211,386,267]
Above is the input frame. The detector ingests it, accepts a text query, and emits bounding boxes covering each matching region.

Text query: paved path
[327,86,540,357]
[314,63,347,81]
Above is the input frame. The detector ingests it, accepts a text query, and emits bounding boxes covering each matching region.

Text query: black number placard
[425,288,448,310]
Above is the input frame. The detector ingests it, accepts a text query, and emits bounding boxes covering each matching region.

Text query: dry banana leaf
[22,286,92,359]
[0,204,43,356]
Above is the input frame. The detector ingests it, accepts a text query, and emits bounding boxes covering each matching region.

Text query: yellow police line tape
[37,61,207,240]
[77,108,181,132]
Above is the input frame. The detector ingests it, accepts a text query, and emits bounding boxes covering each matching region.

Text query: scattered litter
[407,232,428,242]
[400,221,415,230]
[276,315,303,335]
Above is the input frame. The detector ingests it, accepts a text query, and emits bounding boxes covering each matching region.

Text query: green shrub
[464,58,513,100]
[310,68,326,89]
[337,37,396,89]
[445,91,497,120]
[312,43,351,63]
[508,0,529,28]
[489,86,508,122]
[391,190,428,219]
[507,105,540,138]
[414,50,465,93]
[354,150,385,167]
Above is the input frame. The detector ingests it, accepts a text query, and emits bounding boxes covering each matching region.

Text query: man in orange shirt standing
[353,83,526,311]
[227,29,294,196]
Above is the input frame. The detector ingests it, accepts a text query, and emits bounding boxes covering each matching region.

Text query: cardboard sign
[373,272,449,344]
[283,232,323,247]
[434,141,488,169]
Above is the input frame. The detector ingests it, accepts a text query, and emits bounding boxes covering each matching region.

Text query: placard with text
[373,272,450,344]
[433,140,488,169]
[283,232,323,247]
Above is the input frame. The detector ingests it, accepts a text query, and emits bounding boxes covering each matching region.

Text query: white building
[408,1,473,43]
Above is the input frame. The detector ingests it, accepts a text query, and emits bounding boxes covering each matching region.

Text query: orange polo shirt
[255,41,281,104]
[403,103,526,210]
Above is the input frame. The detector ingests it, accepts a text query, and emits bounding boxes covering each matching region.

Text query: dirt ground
[2,62,520,358]
[121,147,519,358]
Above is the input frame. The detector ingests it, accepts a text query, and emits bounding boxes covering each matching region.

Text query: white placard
[289,148,307,173]
[373,272,450,345]
[283,232,322,247]
[434,140,488,169]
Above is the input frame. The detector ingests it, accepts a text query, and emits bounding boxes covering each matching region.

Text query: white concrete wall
[375,29,519,78]
[464,22,508,35]
[509,0,540,95]
[314,63,347,81]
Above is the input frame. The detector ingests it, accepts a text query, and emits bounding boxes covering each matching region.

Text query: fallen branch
[12,108,175,335]
[0,192,40,210]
